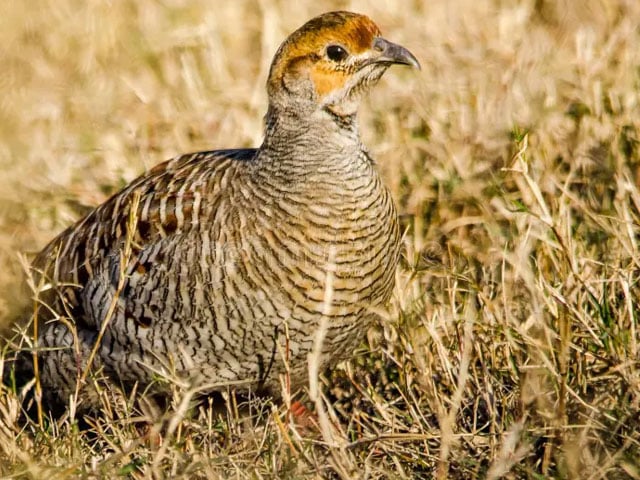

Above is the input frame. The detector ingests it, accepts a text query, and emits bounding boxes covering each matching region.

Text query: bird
[10,10,419,413]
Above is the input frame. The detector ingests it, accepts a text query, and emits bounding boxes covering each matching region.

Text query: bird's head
[266,11,420,120]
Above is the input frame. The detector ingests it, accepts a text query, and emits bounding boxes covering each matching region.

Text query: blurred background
[1,0,637,322]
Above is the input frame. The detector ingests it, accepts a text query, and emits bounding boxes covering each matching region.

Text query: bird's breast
[236,166,400,317]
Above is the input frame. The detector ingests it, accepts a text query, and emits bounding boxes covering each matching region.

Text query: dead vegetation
[1,0,640,478]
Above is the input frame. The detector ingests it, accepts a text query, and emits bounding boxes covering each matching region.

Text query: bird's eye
[326,44,348,62]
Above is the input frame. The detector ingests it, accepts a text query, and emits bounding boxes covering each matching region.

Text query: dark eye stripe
[326,44,348,62]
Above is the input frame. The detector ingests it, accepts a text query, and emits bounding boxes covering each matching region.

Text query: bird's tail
[2,346,35,394]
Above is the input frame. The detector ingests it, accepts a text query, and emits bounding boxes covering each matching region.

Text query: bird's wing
[31,148,257,323]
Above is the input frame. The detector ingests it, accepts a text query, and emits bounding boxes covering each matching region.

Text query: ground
[1,0,639,478]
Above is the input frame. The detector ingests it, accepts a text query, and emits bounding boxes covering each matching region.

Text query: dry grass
[1,0,640,478]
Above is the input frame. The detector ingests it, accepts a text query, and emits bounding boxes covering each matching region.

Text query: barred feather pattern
[22,10,415,408]
[32,113,400,404]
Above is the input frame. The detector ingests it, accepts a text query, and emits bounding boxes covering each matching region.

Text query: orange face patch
[268,12,382,96]
[337,14,381,54]
[291,12,381,56]
[310,63,350,98]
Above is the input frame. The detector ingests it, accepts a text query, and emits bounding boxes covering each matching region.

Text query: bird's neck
[259,105,364,165]
[249,104,379,210]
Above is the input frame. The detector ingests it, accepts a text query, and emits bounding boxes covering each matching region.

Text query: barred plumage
[19,11,419,409]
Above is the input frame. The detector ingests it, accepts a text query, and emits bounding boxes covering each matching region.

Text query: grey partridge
[16,11,419,410]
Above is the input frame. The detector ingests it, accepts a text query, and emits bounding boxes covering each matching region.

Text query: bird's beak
[371,37,421,70]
